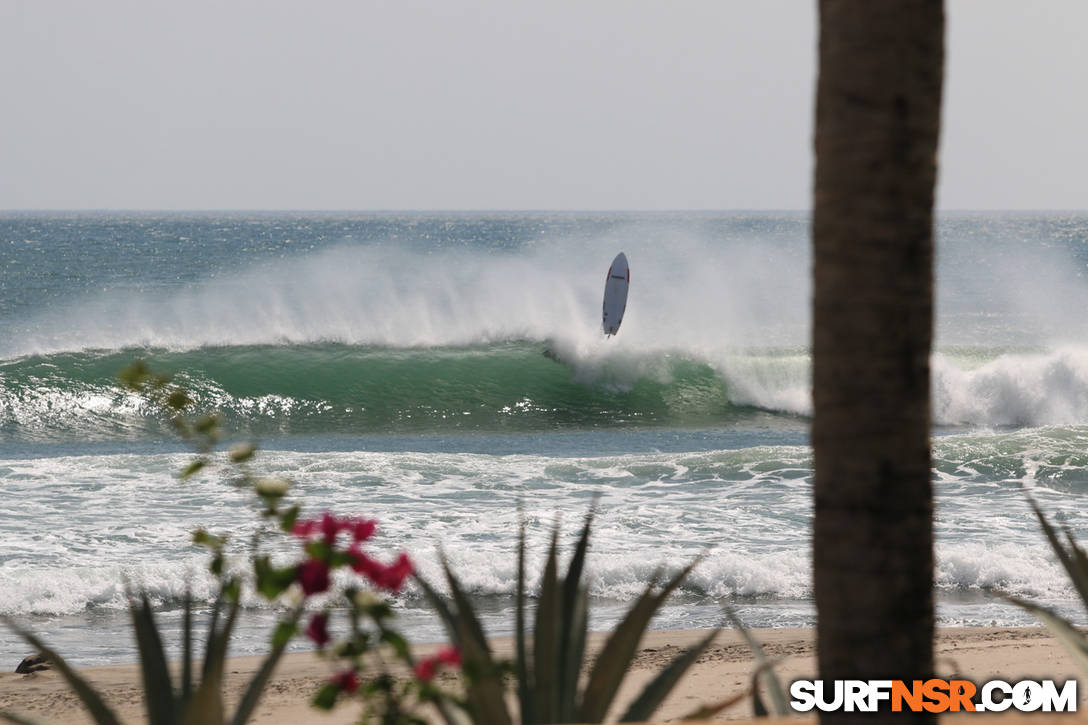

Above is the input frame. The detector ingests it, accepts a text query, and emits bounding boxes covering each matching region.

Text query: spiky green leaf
[185,595,239,725]
[619,629,719,722]
[439,555,494,659]
[515,516,534,725]
[560,584,589,723]
[230,606,304,725]
[3,618,121,725]
[128,591,176,725]
[413,574,458,642]
[436,556,511,725]
[724,606,790,717]
[1003,594,1088,673]
[179,459,206,480]
[181,589,193,705]
[558,507,594,720]
[1028,498,1088,608]
[532,524,560,724]
[579,555,702,723]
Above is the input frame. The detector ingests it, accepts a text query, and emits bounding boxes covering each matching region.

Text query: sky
[1,1,1085,211]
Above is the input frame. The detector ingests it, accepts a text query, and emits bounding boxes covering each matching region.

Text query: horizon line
[2,208,1087,215]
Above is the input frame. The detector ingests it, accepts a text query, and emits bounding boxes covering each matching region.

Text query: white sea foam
[933,348,1088,426]
[0,440,1083,620]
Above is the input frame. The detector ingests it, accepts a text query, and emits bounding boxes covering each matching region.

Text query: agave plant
[4,581,303,725]
[416,508,723,724]
[1000,496,1088,671]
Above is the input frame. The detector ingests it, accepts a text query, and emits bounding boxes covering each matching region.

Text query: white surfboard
[602,252,630,336]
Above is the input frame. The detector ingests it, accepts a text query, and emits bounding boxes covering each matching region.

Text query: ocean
[2,211,1088,666]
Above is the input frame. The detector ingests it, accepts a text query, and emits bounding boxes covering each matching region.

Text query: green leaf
[192,529,225,550]
[413,574,458,642]
[619,628,719,722]
[579,555,703,723]
[1028,498,1088,604]
[128,591,176,725]
[1002,593,1088,673]
[3,618,122,725]
[181,589,193,706]
[230,606,304,725]
[559,507,594,721]
[228,443,256,463]
[532,523,560,724]
[254,558,298,601]
[180,459,206,479]
[279,505,301,533]
[305,540,332,561]
[329,550,355,568]
[223,578,242,603]
[380,629,410,659]
[194,414,220,435]
[271,620,298,650]
[185,594,239,725]
[118,360,151,390]
[438,555,511,725]
[165,390,192,411]
[746,657,788,718]
[439,555,493,658]
[414,568,494,725]
[312,684,339,711]
[515,516,534,725]
[561,584,589,723]
[724,606,790,717]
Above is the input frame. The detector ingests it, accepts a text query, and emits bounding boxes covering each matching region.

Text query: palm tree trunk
[812,1,944,721]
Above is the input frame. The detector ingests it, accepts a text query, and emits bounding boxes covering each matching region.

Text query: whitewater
[3,211,1088,664]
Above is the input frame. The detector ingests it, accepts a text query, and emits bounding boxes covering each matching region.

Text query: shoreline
[1,625,1079,724]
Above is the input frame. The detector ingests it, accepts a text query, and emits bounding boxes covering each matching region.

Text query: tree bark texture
[812,0,944,721]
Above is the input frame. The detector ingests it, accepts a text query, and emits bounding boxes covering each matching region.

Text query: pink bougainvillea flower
[414,647,461,682]
[379,552,414,591]
[350,518,377,543]
[291,518,317,538]
[297,557,331,596]
[293,513,377,544]
[348,547,380,578]
[414,658,437,682]
[319,512,341,543]
[436,647,461,667]
[349,549,414,592]
[331,669,359,693]
[305,612,330,648]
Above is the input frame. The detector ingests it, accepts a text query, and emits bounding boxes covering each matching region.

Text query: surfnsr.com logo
[789,679,1078,713]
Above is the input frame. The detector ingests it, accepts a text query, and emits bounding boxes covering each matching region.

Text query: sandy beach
[0,626,1079,724]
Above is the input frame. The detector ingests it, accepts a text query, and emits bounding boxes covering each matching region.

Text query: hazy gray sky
[2,1,1084,210]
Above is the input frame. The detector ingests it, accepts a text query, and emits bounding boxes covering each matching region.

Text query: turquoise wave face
[0,342,763,441]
